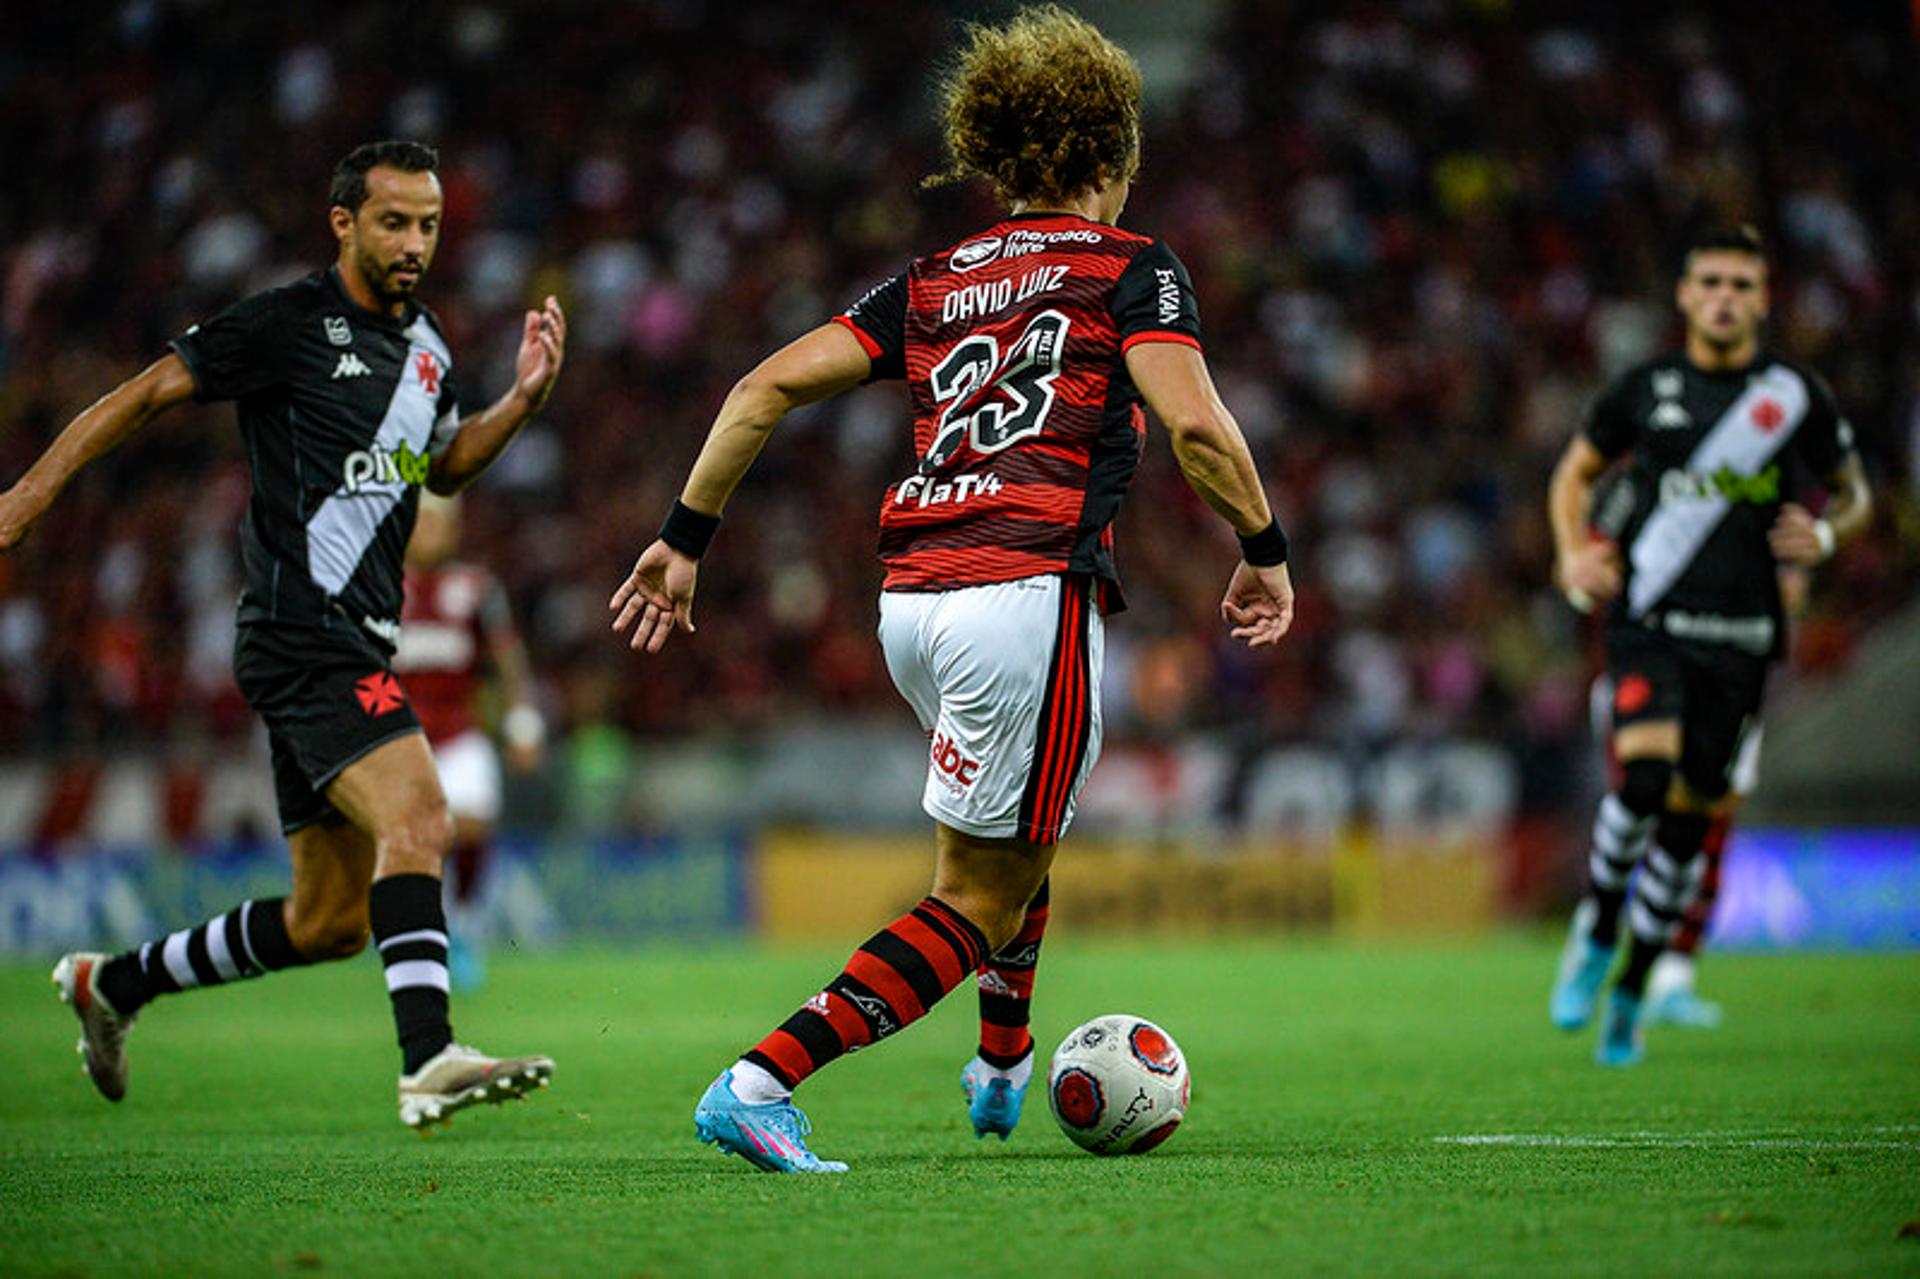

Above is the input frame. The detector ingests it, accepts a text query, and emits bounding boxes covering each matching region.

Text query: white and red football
[1047,1014,1190,1155]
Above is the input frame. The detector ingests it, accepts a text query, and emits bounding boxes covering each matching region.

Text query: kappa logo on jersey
[331,352,372,380]
[343,440,431,493]
[930,731,981,788]
[352,671,407,717]
[951,236,1004,272]
[324,316,353,346]
[414,350,442,396]
[1649,401,1692,430]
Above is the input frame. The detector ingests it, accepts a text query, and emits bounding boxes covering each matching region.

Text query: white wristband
[503,704,546,749]
[1812,518,1836,563]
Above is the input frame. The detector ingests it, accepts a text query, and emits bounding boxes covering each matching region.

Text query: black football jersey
[170,268,459,648]
[1582,351,1855,637]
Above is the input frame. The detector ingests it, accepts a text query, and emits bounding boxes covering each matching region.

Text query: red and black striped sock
[743,897,989,1091]
[977,877,1049,1069]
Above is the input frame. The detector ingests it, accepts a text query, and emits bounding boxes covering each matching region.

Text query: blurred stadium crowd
[1,1,1914,829]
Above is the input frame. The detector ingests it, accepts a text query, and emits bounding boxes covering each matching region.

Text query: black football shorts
[1603,622,1768,800]
[233,620,423,833]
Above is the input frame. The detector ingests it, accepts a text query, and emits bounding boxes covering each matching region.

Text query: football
[1046,1014,1190,1155]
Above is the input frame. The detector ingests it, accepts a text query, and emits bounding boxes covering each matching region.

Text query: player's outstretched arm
[428,296,566,495]
[610,322,871,655]
[1124,341,1294,648]
[0,353,197,550]
[1548,434,1620,612]
[1769,454,1872,567]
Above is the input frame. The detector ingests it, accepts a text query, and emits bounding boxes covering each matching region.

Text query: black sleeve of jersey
[1581,371,1639,459]
[835,273,908,382]
[168,289,290,403]
[1110,240,1203,351]
[1794,366,1857,478]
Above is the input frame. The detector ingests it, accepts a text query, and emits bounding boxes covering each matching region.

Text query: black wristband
[1237,520,1290,567]
[659,500,720,559]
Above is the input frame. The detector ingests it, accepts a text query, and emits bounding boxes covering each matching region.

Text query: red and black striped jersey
[834,212,1203,613]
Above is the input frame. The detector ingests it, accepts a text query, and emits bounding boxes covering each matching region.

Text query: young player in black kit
[1546,225,1872,1065]
[0,141,567,1127]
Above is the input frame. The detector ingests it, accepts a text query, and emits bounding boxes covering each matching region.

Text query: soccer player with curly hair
[612,6,1295,1171]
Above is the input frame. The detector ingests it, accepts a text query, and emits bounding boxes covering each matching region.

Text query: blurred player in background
[394,493,545,991]
[0,140,566,1127]
[1547,225,1870,1066]
[611,5,1294,1172]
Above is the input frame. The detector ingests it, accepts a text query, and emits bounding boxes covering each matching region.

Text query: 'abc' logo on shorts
[930,732,980,787]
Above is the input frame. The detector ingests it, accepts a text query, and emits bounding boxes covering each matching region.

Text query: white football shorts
[433,729,503,823]
[879,573,1104,844]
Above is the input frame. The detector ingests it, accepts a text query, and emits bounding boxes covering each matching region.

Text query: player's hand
[514,296,566,413]
[1220,561,1294,649]
[0,484,44,551]
[1557,541,1621,612]
[1768,503,1832,567]
[610,539,698,654]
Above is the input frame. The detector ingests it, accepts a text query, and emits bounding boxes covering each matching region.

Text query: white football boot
[52,953,137,1102]
[398,1042,554,1130]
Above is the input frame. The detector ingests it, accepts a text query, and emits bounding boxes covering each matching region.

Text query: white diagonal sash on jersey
[1626,365,1807,618]
[307,317,453,596]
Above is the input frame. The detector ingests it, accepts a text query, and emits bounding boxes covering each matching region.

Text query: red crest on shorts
[1750,398,1784,431]
[1614,674,1653,715]
[354,672,408,717]
[414,351,442,396]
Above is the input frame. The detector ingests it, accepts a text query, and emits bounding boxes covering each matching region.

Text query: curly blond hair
[926,5,1143,208]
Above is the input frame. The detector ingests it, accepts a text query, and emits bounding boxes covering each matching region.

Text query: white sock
[1646,951,1696,999]
[729,1059,792,1105]
[977,1053,1035,1091]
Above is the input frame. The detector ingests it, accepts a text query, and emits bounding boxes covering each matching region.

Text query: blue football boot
[961,1056,1028,1140]
[693,1070,847,1173]
[1550,903,1615,1031]
[1594,988,1646,1067]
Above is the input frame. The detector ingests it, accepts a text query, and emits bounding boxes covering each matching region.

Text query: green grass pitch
[2,936,1916,1277]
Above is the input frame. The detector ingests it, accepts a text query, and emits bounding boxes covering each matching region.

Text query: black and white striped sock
[1618,814,1710,996]
[96,898,308,1015]
[1587,793,1656,946]
[370,874,455,1075]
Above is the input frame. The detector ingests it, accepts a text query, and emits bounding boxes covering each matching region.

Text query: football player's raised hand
[515,296,566,411]
[610,540,698,654]
[1221,561,1294,649]
[0,484,46,552]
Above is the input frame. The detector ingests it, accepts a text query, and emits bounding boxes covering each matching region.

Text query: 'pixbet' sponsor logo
[1658,463,1780,507]
[951,236,1004,272]
[344,440,432,493]
[930,731,981,789]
